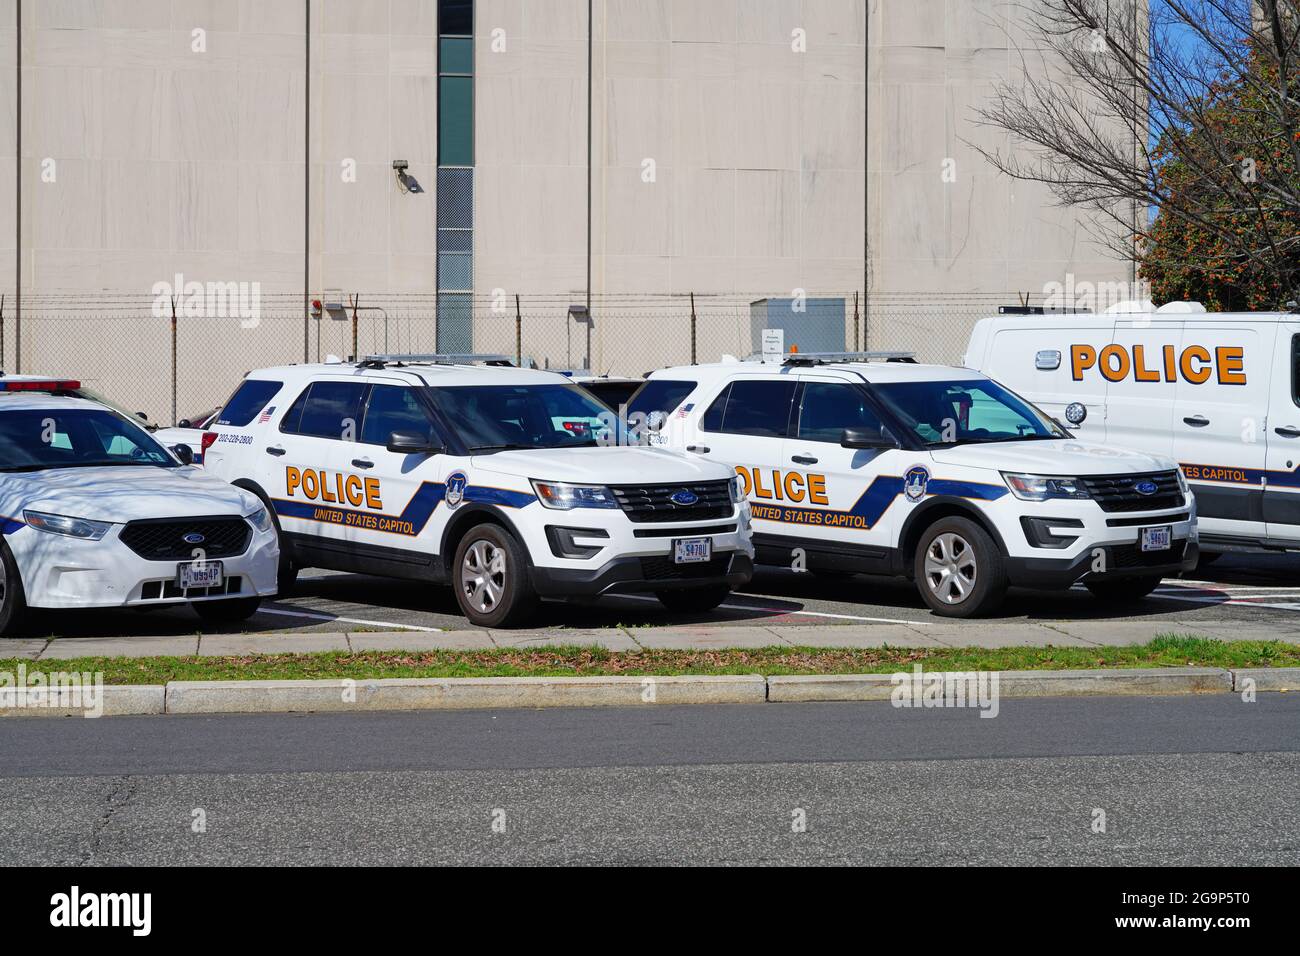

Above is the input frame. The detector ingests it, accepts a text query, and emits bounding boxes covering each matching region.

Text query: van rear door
[1173,321,1275,542]
[1263,326,1300,545]
[1102,317,1182,457]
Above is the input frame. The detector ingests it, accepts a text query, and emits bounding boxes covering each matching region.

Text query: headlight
[530,479,619,510]
[1001,473,1091,501]
[245,506,273,533]
[729,474,746,504]
[23,510,112,540]
[1176,467,1189,495]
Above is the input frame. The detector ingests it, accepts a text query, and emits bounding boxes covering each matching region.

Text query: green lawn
[3,635,1297,684]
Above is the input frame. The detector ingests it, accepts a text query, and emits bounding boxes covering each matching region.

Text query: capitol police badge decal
[445,471,468,508]
[903,465,931,503]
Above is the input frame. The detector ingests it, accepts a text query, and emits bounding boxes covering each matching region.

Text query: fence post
[690,291,697,365]
[0,294,5,371]
[169,295,178,426]
[514,294,522,367]
[350,293,359,361]
[852,291,860,352]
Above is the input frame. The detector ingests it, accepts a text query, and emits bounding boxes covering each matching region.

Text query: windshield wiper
[468,443,533,452]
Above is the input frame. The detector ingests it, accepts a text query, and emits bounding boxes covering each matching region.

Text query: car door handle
[1276,426,1300,439]
[351,458,374,469]
[1182,415,1210,427]
[686,445,710,454]
[265,446,286,456]
[791,454,819,465]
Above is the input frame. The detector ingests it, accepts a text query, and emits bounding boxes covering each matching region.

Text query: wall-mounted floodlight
[393,159,424,194]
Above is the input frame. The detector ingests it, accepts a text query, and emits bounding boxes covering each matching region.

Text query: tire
[452,523,538,628]
[193,596,262,623]
[0,538,29,637]
[655,585,731,613]
[1195,551,1223,569]
[1084,575,1162,602]
[913,516,1008,618]
[277,562,299,597]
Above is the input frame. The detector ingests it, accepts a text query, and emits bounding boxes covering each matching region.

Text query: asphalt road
[2,694,1297,865]
[11,552,1300,639]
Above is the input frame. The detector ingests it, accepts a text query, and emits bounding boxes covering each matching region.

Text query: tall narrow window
[437,0,474,353]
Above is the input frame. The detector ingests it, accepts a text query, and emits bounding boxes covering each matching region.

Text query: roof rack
[997,306,1085,315]
[748,350,916,367]
[358,353,515,368]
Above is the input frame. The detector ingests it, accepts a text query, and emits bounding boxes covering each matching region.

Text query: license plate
[672,537,712,564]
[1140,526,1172,552]
[177,560,224,589]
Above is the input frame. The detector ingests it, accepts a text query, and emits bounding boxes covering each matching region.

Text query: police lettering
[287,466,382,509]
[734,465,829,506]
[1070,343,1246,385]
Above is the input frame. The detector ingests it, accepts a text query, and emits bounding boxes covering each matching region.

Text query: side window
[288,382,368,441]
[712,380,797,438]
[1292,334,1300,408]
[361,385,437,446]
[701,384,730,431]
[217,379,283,427]
[797,383,883,442]
[279,387,311,435]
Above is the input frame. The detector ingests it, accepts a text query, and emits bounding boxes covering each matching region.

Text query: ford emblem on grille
[1134,480,1159,496]
[670,489,699,506]
[183,532,206,544]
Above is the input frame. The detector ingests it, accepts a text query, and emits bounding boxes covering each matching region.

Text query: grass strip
[2,634,1297,684]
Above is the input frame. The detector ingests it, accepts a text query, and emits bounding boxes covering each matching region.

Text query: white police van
[0,387,279,635]
[200,355,753,627]
[633,352,1197,617]
[966,302,1300,558]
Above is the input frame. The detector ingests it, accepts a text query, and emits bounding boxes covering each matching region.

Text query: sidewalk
[7,618,1296,661]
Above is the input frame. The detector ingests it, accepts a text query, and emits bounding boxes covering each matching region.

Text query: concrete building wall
[0,0,1138,418]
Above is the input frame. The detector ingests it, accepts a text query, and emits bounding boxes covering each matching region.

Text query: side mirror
[177,419,192,429]
[386,430,443,455]
[136,411,149,422]
[171,444,194,465]
[840,426,897,449]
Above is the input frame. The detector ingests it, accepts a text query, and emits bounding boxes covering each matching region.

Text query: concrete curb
[165,674,768,714]
[1231,667,1300,692]
[3,666,1296,717]
[0,684,165,718]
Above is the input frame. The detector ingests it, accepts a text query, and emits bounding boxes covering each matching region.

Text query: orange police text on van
[1070,343,1246,385]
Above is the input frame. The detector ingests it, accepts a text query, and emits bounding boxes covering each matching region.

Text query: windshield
[425,384,614,450]
[74,387,156,430]
[871,379,1065,447]
[0,407,179,472]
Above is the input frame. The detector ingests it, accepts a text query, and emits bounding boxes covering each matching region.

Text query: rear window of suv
[217,379,283,427]
[626,379,695,420]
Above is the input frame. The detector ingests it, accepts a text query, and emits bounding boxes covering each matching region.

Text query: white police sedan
[0,393,280,635]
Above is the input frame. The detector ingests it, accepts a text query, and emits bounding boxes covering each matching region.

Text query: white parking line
[610,592,928,625]
[259,606,443,632]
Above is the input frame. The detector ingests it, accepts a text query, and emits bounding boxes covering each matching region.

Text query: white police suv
[0,388,279,635]
[631,353,1198,617]
[199,355,754,627]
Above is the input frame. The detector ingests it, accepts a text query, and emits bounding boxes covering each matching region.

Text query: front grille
[1080,471,1183,513]
[119,517,251,561]
[1107,542,1187,570]
[610,480,733,523]
[639,554,733,581]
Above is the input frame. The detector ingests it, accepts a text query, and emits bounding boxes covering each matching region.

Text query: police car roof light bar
[778,351,916,366]
[359,353,515,368]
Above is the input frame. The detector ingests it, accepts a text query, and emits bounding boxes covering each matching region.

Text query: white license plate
[1140,526,1172,552]
[177,561,224,589]
[672,537,712,564]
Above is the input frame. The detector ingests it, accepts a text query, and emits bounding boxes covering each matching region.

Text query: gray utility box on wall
[749,298,845,355]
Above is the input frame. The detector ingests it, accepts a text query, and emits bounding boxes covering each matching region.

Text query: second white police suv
[201,355,754,627]
[634,352,1198,617]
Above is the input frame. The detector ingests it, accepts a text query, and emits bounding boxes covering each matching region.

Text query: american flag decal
[257,406,275,423]
[677,403,695,418]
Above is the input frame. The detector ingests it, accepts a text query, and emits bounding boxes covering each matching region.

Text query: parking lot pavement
[3,553,1299,654]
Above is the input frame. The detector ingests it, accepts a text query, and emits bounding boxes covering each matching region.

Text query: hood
[470,445,736,485]
[6,465,260,523]
[928,439,1177,476]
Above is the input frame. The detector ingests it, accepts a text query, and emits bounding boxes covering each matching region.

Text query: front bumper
[1006,538,1198,589]
[8,522,280,610]
[532,550,754,597]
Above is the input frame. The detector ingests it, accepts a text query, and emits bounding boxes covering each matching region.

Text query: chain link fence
[0,291,1036,426]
